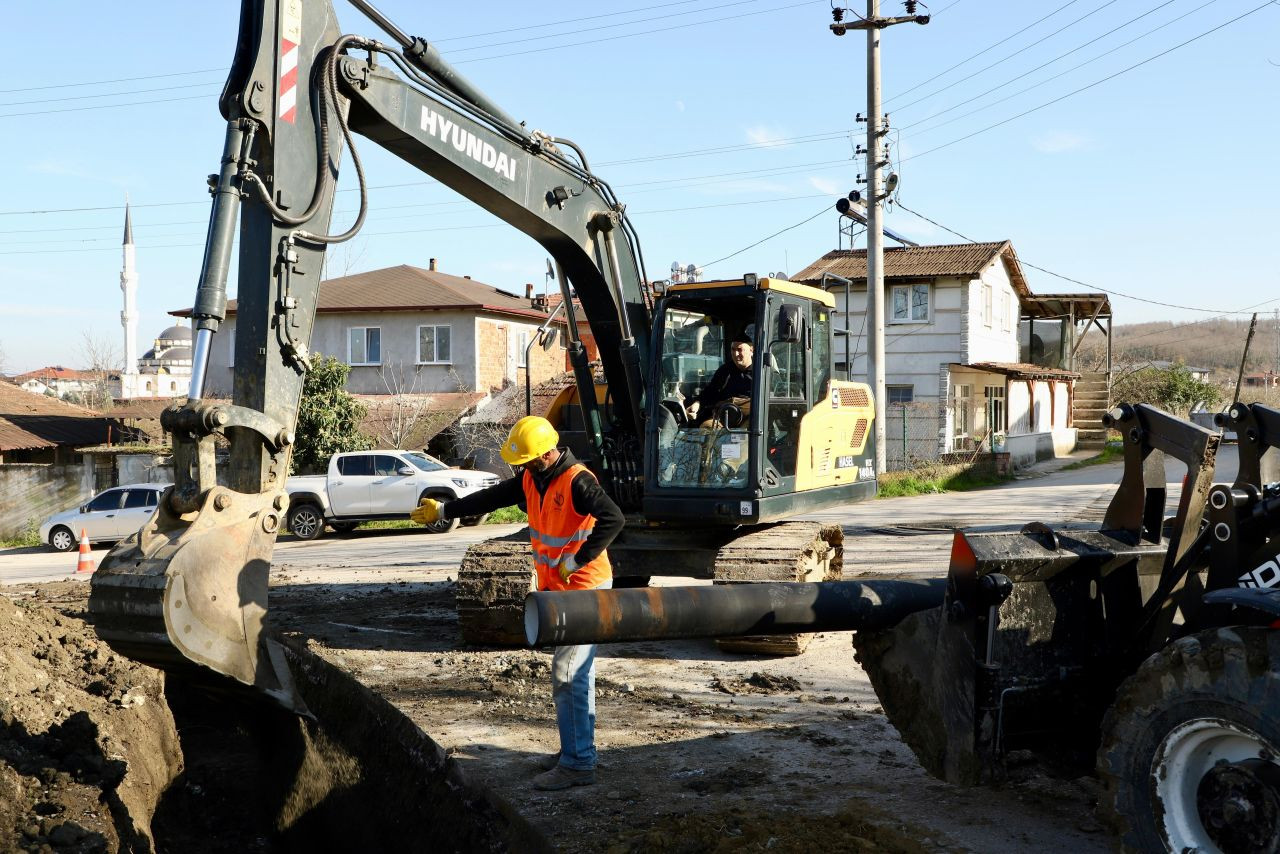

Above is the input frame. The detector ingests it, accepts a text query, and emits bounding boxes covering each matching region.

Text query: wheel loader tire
[1097,626,1280,854]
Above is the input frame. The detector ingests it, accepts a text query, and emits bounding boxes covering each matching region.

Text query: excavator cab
[642,276,877,526]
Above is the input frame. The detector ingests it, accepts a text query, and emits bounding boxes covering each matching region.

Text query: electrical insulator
[832,7,845,22]
[905,1,918,13]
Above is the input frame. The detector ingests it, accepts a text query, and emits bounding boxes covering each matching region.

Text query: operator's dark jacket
[442,448,624,565]
[693,363,754,414]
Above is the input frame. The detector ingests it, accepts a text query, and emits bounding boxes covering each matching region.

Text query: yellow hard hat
[501,416,559,466]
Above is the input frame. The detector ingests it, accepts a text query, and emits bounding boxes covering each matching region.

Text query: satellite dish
[545,258,555,279]
[671,261,681,273]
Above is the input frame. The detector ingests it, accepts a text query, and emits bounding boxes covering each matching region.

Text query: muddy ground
[4,561,1110,853]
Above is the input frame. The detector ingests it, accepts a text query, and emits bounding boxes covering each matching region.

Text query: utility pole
[831,2,928,475]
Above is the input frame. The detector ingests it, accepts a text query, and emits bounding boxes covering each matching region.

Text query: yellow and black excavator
[88,0,879,709]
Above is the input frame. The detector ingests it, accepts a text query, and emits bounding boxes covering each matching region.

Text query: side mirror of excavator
[777,304,803,343]
[541,328,559,351]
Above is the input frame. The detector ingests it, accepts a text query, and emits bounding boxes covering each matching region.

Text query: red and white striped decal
[278,37,299,124]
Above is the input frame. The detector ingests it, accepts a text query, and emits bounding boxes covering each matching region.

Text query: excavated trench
[151,638,548,853]
[0,586,546,854]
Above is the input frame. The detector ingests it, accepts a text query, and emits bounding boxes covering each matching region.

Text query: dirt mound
[710,671,804,695]
[0,592,181,852]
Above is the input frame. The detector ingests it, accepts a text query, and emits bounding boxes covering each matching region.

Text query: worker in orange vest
[412,415,623,790]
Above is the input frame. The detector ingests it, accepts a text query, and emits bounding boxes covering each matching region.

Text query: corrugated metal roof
[172,265,552,322]
[0,421,58,452]
[966,362,1079,381]
[0,383,123,449]
[793,241,1031,297]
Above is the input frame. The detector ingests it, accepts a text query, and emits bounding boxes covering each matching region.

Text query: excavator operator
[410,416,623,791]
[686,332,754,427]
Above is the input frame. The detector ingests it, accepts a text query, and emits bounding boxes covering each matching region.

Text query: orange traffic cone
[75,528,94,574]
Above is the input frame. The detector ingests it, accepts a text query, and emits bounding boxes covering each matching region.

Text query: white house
[795,241,1094,469]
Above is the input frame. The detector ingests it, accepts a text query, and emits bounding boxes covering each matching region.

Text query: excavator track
[455,521,843,653]
[711,522,843,655]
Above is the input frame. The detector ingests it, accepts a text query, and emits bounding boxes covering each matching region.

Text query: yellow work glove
[410,497,444,525]
[557,554,579,583]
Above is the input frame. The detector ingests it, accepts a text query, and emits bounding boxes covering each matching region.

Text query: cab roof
[665,276,835,308]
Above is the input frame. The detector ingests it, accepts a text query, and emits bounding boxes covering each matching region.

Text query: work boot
[532,765,595,791]
[532,751,560,772]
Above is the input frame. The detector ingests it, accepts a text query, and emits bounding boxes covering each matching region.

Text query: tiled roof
[0,382,102,418]
[172,265,553,322]
[793,241,1031,296]
[14,366,96,381]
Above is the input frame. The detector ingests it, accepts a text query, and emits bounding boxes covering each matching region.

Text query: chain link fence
[882,401,947,472]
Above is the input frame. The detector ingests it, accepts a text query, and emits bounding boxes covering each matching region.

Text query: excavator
[87,0,879,710]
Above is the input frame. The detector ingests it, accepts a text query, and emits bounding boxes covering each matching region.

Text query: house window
[984,385,1006,432]
[952,384,972,445]
[417,325,451,364]
[228,327,235,367]
[887,385,914,405]
[1001,292,1012,333]
[348,327,381,365]
[983,285,992,327]
[891,284,929,323]
[515,330,531,368]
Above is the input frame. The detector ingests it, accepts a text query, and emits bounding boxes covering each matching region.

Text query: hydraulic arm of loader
[89,0,656,709]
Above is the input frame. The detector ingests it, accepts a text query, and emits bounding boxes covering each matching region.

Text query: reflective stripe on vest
[522,462,612,592]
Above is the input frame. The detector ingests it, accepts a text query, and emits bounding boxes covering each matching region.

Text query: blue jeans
[551,578,611,771]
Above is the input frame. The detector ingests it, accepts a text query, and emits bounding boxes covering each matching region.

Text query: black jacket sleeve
[568,471,624,564]
[441,474,525,520]
[693,364,730,412]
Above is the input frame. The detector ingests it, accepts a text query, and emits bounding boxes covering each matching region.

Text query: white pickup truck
[284,450,500,540]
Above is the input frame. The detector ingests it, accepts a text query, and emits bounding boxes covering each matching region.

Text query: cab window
[373,455,403,476]
[337,455,374,476]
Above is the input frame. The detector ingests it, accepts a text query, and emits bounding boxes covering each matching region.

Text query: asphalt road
[0,445,1240,588]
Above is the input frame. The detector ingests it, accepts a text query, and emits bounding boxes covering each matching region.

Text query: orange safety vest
[523,462,612,592]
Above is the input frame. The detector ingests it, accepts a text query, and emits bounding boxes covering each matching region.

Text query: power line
[897,0,1189,133]
[891,201,1262,315]
[899,1,1277,164]
[891,0,1125,115]
[0,68,224,95]
[698,204,832,269]
[442,0,760,54]
[432,0,711,43]
[451,1,814,64]
[884,0,1086,105]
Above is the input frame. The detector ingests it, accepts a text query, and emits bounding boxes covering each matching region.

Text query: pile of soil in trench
[0,590,182,853]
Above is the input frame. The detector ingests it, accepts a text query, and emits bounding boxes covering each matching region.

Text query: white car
[285,450,500,539]
[40,483,171,551]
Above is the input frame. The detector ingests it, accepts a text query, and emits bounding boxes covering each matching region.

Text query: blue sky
[3,0,1277,373]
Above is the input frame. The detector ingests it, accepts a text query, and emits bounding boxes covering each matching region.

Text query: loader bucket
[87,484,306,715]
[857,403,1220,785]
[855,525,1170,784]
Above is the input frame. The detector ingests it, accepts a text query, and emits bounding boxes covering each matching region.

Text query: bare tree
[76,330,122,411]
[320,238,369,282]
[371,361,435,449]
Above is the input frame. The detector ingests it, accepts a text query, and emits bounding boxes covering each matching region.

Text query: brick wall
[0,462,95,539]
[475,318,566,395]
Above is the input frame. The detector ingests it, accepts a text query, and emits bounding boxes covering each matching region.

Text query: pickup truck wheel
[460,514,489,527]
[49,526,76,552]
[288,504,325,541]
[1098,627,1280,854]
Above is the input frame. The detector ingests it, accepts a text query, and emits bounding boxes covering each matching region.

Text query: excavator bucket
[856,404,1220,784]
[88,482,306,715]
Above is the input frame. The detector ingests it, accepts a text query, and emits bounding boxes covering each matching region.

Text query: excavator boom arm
[88,0,653,707]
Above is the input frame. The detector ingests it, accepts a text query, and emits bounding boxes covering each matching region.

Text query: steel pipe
[524,578,947,647]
